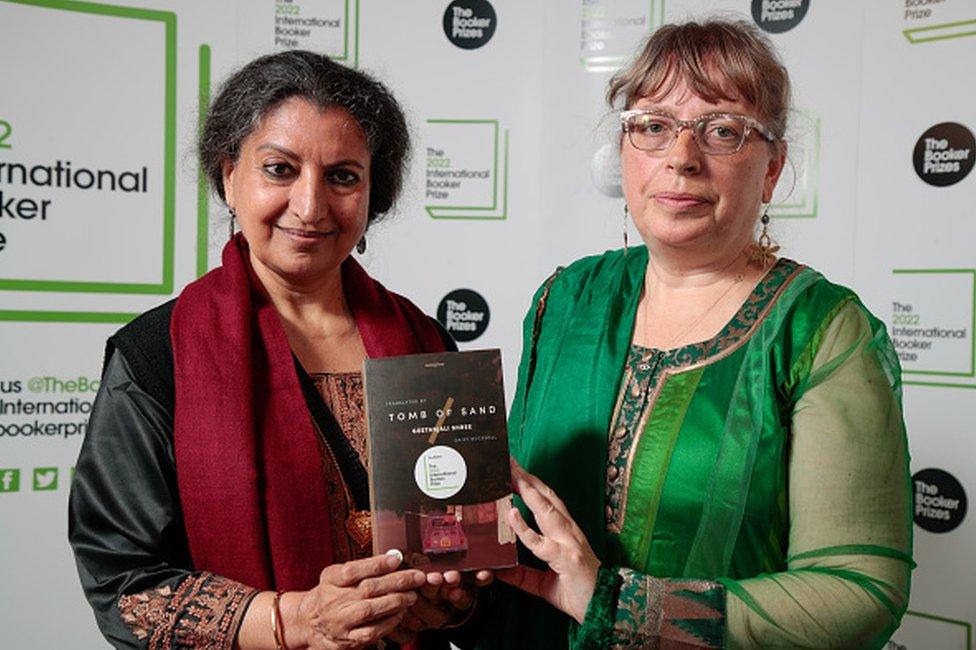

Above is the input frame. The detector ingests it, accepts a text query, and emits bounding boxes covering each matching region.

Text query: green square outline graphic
[196,43,212,279]
[425,120,509,221]
[902,610,972,650]
[277,0,360,66]
[769,113,820,219]
[329,0,360,69]
[0,468,21,493]
[32,466,59,491]
[0,0,176,299]
[581,0,666,72]
[893,268,976,388]
[904,18,976,44]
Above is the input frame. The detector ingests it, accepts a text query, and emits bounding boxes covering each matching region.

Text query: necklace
[640,257,747,355]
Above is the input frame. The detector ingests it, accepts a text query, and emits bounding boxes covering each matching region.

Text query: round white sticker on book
[414,445,467,499]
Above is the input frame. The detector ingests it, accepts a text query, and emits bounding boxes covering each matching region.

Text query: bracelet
[270,591,287,650]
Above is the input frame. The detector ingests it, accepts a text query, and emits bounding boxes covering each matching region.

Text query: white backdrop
[0,0,973,647]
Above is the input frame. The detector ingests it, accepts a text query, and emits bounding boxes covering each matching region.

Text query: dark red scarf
[171,235,447,591]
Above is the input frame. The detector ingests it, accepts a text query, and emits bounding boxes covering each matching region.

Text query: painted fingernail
[386,549,403,567]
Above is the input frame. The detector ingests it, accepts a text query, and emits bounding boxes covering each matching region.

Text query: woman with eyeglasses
[466,19,912,649]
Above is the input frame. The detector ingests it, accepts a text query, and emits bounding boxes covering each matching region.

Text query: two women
[72,17,912,650]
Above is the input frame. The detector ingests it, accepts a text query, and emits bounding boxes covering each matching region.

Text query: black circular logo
[437,289,490,342]
[443,0,496,49]
[751,0,810,33]
[913,468,967,533]
[913,122,975,187]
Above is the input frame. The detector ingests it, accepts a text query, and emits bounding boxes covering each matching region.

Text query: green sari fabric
[470,246,911,649]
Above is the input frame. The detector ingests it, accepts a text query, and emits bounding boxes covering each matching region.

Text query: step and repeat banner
[0,0,972,647]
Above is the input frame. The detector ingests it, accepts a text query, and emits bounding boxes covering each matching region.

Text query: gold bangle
[270,591,287,650]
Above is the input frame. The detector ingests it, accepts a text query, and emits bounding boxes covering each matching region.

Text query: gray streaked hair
[199,50,409,225]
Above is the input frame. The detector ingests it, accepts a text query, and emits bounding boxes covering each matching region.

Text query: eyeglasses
[620,109,777,155]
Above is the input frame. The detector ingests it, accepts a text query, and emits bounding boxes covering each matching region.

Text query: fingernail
[386,549,403,567]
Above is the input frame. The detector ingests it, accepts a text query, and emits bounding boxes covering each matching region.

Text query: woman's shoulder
[537,246,646,299]
[775,261,894,364]
[384,287,458,352]
[112,299,177,343]
[105,298,177,413]
[555,246,641,278]
[783,262,875,323]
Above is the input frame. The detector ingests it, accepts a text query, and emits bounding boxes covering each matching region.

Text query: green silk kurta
[475,246,912,649]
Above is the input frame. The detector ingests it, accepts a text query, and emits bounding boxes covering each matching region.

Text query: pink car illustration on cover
[421,514,468,554]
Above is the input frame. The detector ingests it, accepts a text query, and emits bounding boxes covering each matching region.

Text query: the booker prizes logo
[437,289,490,343]
[443,0,496,49]
[913,122,975,187]
[751,0,809,33]
[913,468,967,533]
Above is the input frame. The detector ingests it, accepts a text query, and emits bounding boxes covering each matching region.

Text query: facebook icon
[0,469,20,493]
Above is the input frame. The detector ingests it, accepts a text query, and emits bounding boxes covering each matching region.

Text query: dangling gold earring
[228,207,236,241]
[747,205,780,270]
[623,204,629,255]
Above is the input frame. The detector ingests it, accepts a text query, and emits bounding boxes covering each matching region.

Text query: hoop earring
[228,207,236,241]
[356,236,367,255]
[623,204,629,254]
[747,205,780,270]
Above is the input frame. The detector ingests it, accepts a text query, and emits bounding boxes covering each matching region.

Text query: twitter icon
[33,467,59,491]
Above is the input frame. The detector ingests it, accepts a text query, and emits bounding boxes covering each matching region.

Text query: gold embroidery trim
[118,573,256,650]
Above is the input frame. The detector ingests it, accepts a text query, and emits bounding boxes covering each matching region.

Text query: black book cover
[364,349,517,573]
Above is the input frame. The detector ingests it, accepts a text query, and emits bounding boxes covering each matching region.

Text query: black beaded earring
[747,206,780,269]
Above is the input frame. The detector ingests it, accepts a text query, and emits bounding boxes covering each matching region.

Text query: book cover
[364,349,517,573]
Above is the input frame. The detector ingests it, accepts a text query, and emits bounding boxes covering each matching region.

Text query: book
[364,349,517,573]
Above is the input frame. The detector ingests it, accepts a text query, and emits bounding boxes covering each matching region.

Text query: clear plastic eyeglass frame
[620,109,777,155]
